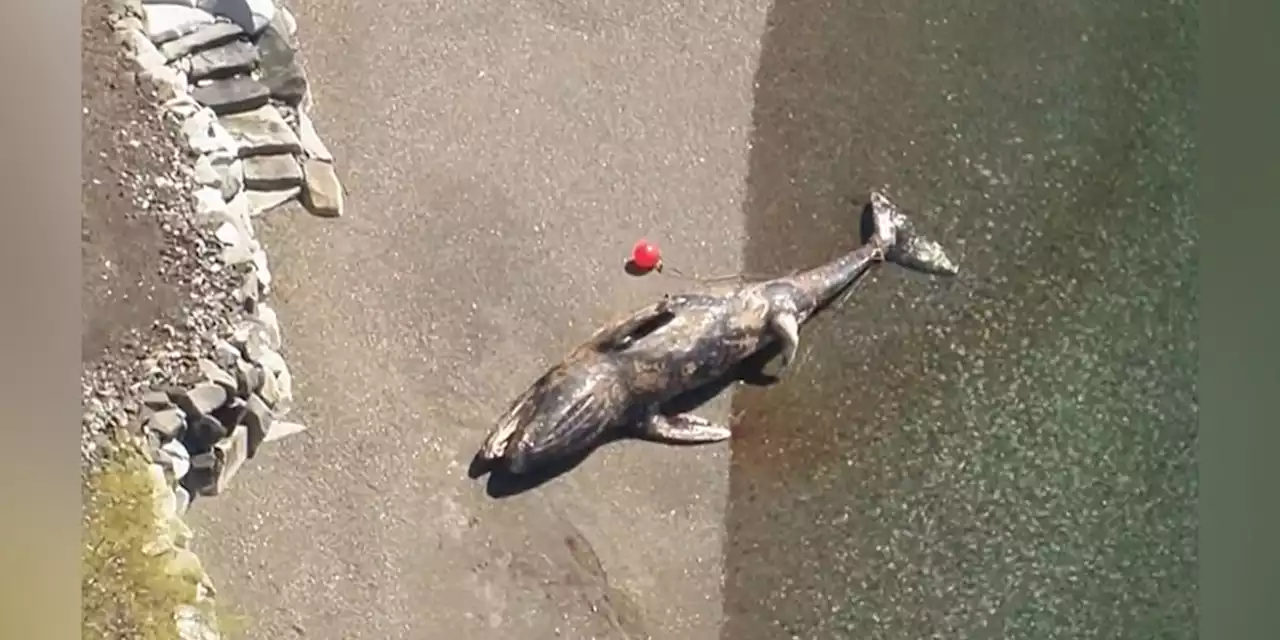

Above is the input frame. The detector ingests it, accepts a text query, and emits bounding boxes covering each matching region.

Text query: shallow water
[722,0,1197,637]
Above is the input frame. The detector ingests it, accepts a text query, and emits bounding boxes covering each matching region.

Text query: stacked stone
[106,0,330,503]
[129,0,343,223]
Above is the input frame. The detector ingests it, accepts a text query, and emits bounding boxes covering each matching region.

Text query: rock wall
[96,0,342,637]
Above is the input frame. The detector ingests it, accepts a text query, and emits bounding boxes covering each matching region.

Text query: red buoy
[630,239,662,271]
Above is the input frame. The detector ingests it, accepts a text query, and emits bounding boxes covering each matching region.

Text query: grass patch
[82,436,218,640]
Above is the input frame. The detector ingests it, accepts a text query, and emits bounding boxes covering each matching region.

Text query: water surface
[723,0,1197,637]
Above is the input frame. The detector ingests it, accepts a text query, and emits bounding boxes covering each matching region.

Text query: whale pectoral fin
[769,311,801,374]
[640,412,732,444]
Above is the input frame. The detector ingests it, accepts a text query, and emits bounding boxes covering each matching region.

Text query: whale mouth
[860,193,960,277]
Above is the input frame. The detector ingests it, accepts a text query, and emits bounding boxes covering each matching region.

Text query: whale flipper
[640,412,731,444]
[769,310,801,374]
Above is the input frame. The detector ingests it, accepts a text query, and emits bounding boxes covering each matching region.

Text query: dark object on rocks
[184,414,230,453]
[218,105,301,157]
[145,408,187,439]
[242,154,304,190]
[211,396,249,429]
[190,74,271,115]
[253,26,308,105]
[184,451,219,495]
[159,21,244,62]
[477,192,961,476]
[188,39,260,81]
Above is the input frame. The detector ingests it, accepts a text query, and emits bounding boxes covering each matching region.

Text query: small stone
[183,382,230,414]
[263,420,308,443]
[273,365,294,415]
[256,348,288,377]
[192,186,227,226]
[197,358,238,391]
[274,6,298,38]
[217,193,258,264]
[158,439,192,480]
[143,5,216,44]
[197,0,275,35]
[142,389,175,410]
[168,512,194,549]
[242,394,273,458]
[173,486,192,515]
[190,75,271,115]
[234,359,263,397]
[254,304,282,350]
[219,105,301,157]
[165,547,207,583]
[159,21,244,61]
[251,248,272,292]
[214,220,243,246]
[126,29,167,76]
[254,26,308,105]
[245,187,301,217]
[296,111,333,162]
[241,266,261,297]
[188,39,259,81]
[223,240,255,266]
[231,320,270,362]
[235,269,261,313]
[256,362,280,404]
[301,159,344,217]
[212,340,241,368]
[163,93,202,119]
[181,108,239,155]
[209,425,251,495]
[146,408,187,439]
[242,154,303,191]
[193,152,243,201]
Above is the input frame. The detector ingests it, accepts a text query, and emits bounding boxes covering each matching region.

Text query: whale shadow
[469,342,786,498]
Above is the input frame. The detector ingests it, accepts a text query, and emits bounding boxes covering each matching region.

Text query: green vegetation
[81,436,217,640]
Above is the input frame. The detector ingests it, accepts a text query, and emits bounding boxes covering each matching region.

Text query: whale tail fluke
[860,192,960,277]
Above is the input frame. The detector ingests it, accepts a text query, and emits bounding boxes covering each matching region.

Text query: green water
[724,0,1197,637]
